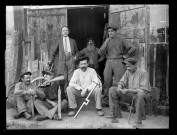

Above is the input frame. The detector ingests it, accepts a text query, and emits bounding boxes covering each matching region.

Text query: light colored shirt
[118,68,151,92]
[69,67,99,91]
[63,36,71,53]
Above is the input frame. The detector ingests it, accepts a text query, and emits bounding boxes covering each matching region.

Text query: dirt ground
[6,106,169,129]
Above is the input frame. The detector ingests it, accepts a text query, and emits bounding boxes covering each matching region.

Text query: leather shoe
[23,112,31,120]
[142,115,146,120]
[35,115,48,121]
[106,114,122,119]
[13,114,20,119]
[135,120,142,124]
[68,108,76,117]
[96,109,104,116]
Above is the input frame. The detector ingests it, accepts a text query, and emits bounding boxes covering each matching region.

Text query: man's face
[44,74,53,81]
[22,74,31,85]
[108,28,116,38]
[87,40,95,51]
[62,27,69,37]
[126,63,136,73]
[79,60,88,72]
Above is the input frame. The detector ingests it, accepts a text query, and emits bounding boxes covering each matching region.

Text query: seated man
[13,71,41,120]
[107,58,151,125]
[67,56,104,117]
[34,70,68,121]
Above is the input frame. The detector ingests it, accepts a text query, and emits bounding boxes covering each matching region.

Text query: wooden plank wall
[24,8,67,78]
[109,5,147,70]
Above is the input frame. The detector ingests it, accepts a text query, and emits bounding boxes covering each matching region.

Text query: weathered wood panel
[26,8,67,77]
[109,5,146,70]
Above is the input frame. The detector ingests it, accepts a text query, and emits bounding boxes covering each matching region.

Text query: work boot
[115,108,122,118]
[142,114,146,120]
[68,108,76,117]
[13,114,20,119]
[96,109,104,116]
[101,97,109,107]
[23,112,32,120]
[61,99,68,113]
[35,115,48,121]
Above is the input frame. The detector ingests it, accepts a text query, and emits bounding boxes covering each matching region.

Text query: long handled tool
[74,81,99,119]
[128,94,137,124]
[58,85,62,120]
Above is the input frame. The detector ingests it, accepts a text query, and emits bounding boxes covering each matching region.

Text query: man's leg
[112,59,126,86]
[66,86,81,116]
[64,57,75,96]
[134,92,146,124]
[14,96,31,119]
[34,99,54,119]
[102,61,113,106]
[91,87,104,116]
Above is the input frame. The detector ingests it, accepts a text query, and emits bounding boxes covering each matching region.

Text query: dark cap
[122,57,137,65]
[42,70,54,76]
[19,71,32,82]
[107,24,118,31]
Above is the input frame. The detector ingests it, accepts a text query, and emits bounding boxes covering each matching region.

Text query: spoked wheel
[6,77,45,108]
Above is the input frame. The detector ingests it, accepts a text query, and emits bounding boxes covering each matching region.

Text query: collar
[63,36,69,39]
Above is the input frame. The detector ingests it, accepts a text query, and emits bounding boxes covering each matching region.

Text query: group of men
[12,24,151,125]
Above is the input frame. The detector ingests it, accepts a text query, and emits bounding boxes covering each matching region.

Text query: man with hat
[98,24,136,107]
[33,70,68,121]
[13,71,39,120]
[107,58,151,125]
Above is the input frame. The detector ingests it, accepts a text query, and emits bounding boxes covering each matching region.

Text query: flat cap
[122,57,137,65]
[107,24,118,31]
[42,70,54,76]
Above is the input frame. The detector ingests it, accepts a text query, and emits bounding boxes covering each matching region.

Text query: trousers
[34,99,68,119]
[66,86,102,109]
[109,87,150,122]
[102,59,126,104]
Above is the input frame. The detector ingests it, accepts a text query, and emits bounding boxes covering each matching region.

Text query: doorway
[67,6,109,79]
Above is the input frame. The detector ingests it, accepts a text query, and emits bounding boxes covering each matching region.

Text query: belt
[107,57,123,61]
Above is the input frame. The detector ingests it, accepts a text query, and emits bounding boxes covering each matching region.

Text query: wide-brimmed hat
[107,24,118,31]
[42,70,54,76]
[122,57,137,65]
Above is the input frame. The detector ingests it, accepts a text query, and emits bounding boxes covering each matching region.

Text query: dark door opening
[67,6,108,79]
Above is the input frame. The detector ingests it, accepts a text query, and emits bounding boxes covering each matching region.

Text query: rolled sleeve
[69,70,82,90]
[139,71,150,92]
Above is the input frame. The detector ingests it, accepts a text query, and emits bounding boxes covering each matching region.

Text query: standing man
[98,24,136,107]
[66,56,104,117]
[108,58,151,125]
[48,26,79,96]
[34,70,68,121]
[78,38,100,74]
[13,71,39,120]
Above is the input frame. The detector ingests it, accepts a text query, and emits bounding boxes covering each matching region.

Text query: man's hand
[29,89,36,95]
[104,38,110,47]
[81,88,88,97]
[120,89,127,94]
[123,55,127,59]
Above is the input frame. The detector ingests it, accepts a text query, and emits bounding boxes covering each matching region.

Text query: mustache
[81,66,87,69]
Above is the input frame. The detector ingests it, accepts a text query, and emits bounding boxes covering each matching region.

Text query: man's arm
[121,38,136,58]
[87,69,99,91]
[73,39,79,61]
[117,71,129,89]
[49,41,59,63]
[69,70,82,90]
[98,38,110,56]
[14,83,27,95]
